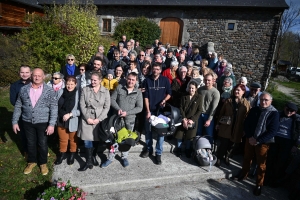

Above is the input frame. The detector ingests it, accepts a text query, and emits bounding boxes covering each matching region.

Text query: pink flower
[77,198,82,200]
[57,182,61,188]
[62,182,67,187]
[76,188,80,192]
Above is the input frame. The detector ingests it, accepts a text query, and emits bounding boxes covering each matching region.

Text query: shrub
[114,17,161,48]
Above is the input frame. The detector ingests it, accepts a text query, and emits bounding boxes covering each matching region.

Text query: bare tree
[275,1,300,62]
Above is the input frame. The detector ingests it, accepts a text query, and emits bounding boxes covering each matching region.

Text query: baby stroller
[98,114,140,152]
[150,103,182,137]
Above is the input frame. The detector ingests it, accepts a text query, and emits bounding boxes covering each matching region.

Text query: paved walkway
[274,81,300,105]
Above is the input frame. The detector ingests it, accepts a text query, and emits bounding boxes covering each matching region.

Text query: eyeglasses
[52,77,61,80]
[285,107,295,112]
[80,69,85,71]
[139,55,145,56]
[68,59,74,61]
[260,99,271,102]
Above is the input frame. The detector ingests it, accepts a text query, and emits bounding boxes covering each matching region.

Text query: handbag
[219,116,231,125]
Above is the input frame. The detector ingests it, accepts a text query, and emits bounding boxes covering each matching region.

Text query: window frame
[225,20,237,32]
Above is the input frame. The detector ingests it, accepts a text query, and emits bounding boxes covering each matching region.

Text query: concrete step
[52,150,243,197]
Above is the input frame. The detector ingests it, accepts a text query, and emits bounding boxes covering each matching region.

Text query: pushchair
[98,114,140,152]
[150,103,182,137]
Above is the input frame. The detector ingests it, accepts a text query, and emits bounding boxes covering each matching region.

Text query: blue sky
[286,0,300,33]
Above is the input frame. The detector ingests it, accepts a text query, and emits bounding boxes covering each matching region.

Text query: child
[101,69,118,93]
[186,67,204,91]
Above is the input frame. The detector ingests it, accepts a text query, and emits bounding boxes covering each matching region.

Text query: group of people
[10,36,300,197]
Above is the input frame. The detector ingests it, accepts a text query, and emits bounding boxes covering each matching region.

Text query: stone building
[39,0,288,88]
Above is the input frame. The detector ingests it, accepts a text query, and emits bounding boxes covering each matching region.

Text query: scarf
[254,105,277,139]
[53,81,63,91]
[66,64,76,76]
[58,88,77,124]
[221,86,232,99]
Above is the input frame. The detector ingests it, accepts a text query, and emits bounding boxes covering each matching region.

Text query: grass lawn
[0,87,56,200]
[278,81,300,91]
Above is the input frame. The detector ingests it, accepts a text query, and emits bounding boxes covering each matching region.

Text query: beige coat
[77,85,110,141]
[217,98,250,143]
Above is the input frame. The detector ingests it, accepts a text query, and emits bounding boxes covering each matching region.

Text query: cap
[250,82,261,88]
[107,69,114,76]
[285,102,298,112]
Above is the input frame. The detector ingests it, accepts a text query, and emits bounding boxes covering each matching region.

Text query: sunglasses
[285,107,295,112]
[68,59,74,61]
[52,77,61,80]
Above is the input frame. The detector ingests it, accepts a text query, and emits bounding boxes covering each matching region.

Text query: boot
[67,152,75,165]
[92,147,99,166]
[78,148,93,171]
[54,152,66,165]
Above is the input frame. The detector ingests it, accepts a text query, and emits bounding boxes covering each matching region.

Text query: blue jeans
[84,140,99,149]
[144,112,164,155]
[196,113,214,144]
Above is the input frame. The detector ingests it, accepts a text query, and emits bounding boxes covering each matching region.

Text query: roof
[38,0,288,8]
[278,60,292,66]
[11,0,43,9]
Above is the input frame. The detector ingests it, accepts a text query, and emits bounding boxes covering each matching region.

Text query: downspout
[265,10,284,90]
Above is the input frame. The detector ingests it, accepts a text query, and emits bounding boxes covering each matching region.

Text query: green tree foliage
[114,17,161,48]
[280,31,300,67]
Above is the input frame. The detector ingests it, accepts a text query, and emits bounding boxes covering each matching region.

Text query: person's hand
[182,118,188,130]
[187,119,194,124]
[120,111,127,117]
[215,124,219,130]
[87,118,94,125]
[118,109,123,116]
[45,126,54,135]
[93,119,100,125]
[204,120,211,127]
[160,99,166,107]
[63,113,71,121]
[291,146,298,153]
[140,88,145,92]
[12,124,20,134]
[146,112,151,120]
[249,137,257,146]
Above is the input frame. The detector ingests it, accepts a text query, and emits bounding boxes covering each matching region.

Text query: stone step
[52,151,242,197]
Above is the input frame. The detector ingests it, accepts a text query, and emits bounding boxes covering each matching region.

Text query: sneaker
[156,155,162,165]
[122,158,129,167]
[40,164,49,175]
[101,160,112,168]
[24,163,37,175]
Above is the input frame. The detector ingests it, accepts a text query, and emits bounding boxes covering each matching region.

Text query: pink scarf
[53,81,63,91]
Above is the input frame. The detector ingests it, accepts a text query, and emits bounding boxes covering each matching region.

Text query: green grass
[0,87,56,200]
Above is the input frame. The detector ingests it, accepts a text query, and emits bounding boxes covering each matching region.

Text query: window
[225,20,237,32]
[228,23,235,30]
[102,18,111,32]
[25,10,35,23]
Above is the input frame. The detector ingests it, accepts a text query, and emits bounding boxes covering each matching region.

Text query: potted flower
[37,179,87,200]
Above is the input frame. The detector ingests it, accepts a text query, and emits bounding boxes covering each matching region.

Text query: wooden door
[159,18,183,46]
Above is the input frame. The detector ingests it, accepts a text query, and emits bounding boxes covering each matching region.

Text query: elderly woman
[215,59,227,78]
[221,77,233,101]
[162,61,179,84]
[217,68,236,92]
[239,76,250,98]
[175,81,202,157]
[47,72,65,99]
[77,71,110,171]
[60,54,80,79]
[54,76,80,165]
[208,52,218,70]
[215,84,250,167]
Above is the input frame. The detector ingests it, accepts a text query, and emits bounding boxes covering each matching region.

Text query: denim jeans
[84,140,99,149]
[23,122,48,164]
[144,111,165,155]
[196,113,214,144]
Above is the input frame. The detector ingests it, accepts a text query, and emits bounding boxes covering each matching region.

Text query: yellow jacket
[101,78,118,91]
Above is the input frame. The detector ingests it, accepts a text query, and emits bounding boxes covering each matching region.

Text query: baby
[101,69,118,93]
[186,68,204,91]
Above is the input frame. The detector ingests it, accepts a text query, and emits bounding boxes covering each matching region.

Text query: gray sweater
[110,84,143,125]
[12,83,58,126]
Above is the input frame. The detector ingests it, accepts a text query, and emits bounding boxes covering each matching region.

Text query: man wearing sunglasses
[265,102,299,187]
[246,82,262,108]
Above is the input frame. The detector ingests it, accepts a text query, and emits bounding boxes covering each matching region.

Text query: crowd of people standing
[10,35,300,197]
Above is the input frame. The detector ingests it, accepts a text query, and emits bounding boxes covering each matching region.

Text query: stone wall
[97,6,282,88]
